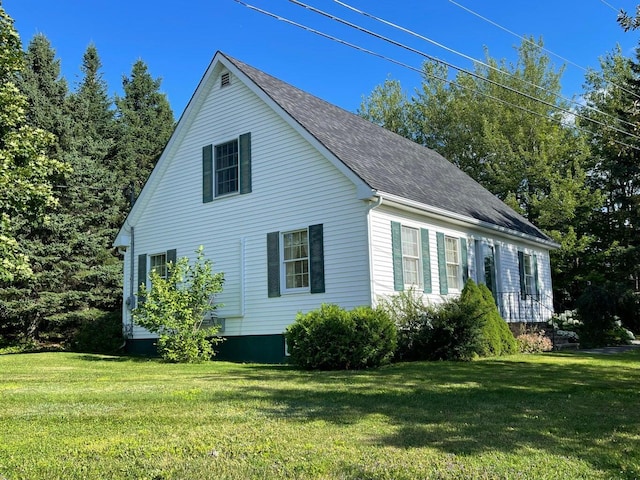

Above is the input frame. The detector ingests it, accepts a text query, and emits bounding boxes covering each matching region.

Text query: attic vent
[220,72,231,88]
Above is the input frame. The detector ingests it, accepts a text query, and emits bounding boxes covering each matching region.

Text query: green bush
[72,310,123,354]
[377,288,435,361]
[285,304,397,370]
[133,246,224,363]
[424,297,483,361]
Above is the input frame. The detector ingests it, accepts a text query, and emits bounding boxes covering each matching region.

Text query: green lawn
[1,351,639,479]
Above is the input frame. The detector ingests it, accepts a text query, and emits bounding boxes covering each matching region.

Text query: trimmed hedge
[285,304,397,370]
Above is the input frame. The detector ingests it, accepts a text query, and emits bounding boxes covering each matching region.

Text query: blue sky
[4,0,640,116]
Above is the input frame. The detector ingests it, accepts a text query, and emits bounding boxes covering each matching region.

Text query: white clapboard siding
[369,204,554,321]
[124,68,371,339]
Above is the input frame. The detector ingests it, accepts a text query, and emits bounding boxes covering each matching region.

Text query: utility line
[287,0,640,143]
[599,0,620,12]
[447,0,640,103]
[333,0,639,135]
[233,0,640,152]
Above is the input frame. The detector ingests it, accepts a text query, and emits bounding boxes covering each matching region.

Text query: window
[391,222,432,293]
[215,139,239,196]
[283,229,309,290]
[401,226,420,286]
[203,133,251,202]
[267,225,325,297]
[149,253,167,279]
[518,251,538,298]
[523,253,534,295]
[445,236,461,291]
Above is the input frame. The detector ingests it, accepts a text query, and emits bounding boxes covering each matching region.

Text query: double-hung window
[283,229,309,290]
[149,253,168,279]
[401,226,421,287]
[445,236,461,291]
[391,222,432,293]
[518,251,539,298]
[215,139,239,196]
[202,133,252,202]
[267,224,325,297]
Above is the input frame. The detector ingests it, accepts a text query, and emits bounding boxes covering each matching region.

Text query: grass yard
[1,351,639,479]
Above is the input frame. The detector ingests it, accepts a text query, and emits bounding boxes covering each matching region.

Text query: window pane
[403,257,419,285]
[401,226,419,257]
[150,253,167,278]
[215,140,239,195]
[283,230,309,289]
[445,236,460,290]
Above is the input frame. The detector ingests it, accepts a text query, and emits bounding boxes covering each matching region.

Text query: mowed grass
[1,351,639,479]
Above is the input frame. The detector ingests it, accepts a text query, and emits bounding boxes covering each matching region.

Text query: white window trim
[214,137,240,198]
[281,228,310,294]
[523,252,535,296]
[445,235,462,293]
[401,225,422,288]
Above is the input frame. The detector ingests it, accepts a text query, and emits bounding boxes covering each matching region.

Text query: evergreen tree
[114,59,174,199]
[360,38,600,308]
[580,46,640,293]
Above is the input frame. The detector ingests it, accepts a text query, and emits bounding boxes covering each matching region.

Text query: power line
[599,0,620,13]
[333,0,639,135]
[233,0,640,152]
[287,0,640,143]
[447,0,640,104]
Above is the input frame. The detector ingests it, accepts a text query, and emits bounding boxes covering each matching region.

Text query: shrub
[517,332,553,353]
[424,296,483,361]
[460,280,516,357]
[72,310,123,354]
[133,246,224,363]
[377,288,435,361]
[285,304,397,370]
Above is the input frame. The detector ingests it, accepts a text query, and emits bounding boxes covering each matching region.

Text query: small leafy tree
[133,246,224,363]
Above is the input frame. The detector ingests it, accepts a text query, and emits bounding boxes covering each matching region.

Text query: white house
[113,52,558,363]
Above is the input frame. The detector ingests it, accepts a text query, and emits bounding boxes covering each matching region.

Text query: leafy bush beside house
[132,246,224,363]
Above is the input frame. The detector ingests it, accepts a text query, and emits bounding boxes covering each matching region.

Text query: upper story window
[445,236,461,291]
[283,229,309,290]
[215,139,239,196]
[401,226,421,287]
[202,133,252,203]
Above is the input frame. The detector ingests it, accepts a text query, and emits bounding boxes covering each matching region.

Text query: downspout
[366,195,383,307]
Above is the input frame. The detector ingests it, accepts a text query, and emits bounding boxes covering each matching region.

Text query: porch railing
[496,291,554,324]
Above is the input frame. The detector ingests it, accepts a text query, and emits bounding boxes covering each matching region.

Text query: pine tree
[114,59,174,199]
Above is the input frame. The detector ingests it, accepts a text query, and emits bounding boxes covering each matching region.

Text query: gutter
[376,191,560,250]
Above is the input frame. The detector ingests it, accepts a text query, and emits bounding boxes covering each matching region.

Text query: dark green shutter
[137,253,147,304]
[267,232,280,297]
[420,228,431,294]
[239,132,252,194]
[166,249,177,278]
[309,224,325,294]
[203,145,213,203]
[518,251,526,298]
[391,221,404,291]
[460,237,469,285]
[436,232,448,295]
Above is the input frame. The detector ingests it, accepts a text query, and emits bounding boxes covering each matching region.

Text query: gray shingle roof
[225,53,551,243]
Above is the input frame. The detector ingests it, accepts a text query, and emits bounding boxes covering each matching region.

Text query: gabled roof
[223,53,553,244]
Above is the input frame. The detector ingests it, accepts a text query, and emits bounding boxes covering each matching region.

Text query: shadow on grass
[200,350,640,477]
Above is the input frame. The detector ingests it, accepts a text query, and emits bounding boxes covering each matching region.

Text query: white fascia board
[113,53,224,247]
[378,191,560,250]
[220,56,375,201]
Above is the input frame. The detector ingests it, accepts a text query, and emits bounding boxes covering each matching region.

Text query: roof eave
[376,192,560,249]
